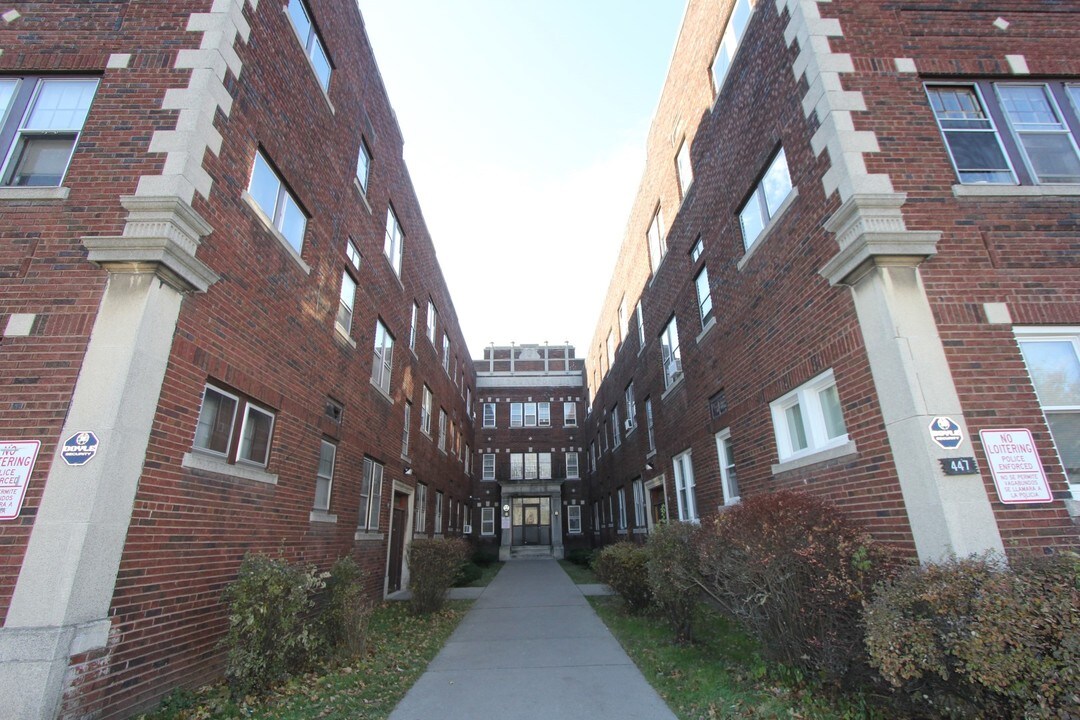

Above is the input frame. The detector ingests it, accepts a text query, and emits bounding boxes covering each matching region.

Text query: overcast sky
[360,1,686,359]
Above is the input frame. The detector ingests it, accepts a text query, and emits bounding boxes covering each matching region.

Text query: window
[617,487,627,530]
[690,236,703,263]
[482,453,496,480]
[314,440,335,511]
[358,458,383,531]
[635,302,645,349]
[695,266,713,327]
[711,0,752,95]
[612,406,622,448]
[509,452,552,480]
[421,385,432,435]
[427,301,437,344]
[285,0,331,91]
[770,369,849,461]
[464,444,471,474]
[928,82,1080,185]
[1016,328,1080,496]
[414,483,427,534]
[355,138,371,192]
[632,478,646,527]
[618,297,628,341]
[346,239,361,271]
[510,403,523,428]
[402,401,412,457]
[672,450,698,521]
[538,402,551,427]
[593,502,600,533]
[645,397,656,453]
[525,402,538,427]
[371,320,394,394]
[739,147,793,249]
[563,401,577,426]
[480,506,495,536]
[248,150,307,253]
[566,451,579,479]
[647,206,666,273]
[676,139,693,197]
[408,302,419,351]
[193,384,275,468]
[567,505,582,534]
[384,205,404,277]
[660,316,682,389]
[442,333,451,373]
[337,270,356,333]
[715,429,740,505]
[0,77,98,187]
[606,331,616,369]
[588,443,596,473]
[483,403,496,428]
[437,409,447,452]
[624,383,637,432]
[435,491,443,534]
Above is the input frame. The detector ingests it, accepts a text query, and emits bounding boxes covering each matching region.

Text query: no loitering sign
[0,440,41,521]
[979,428,1053,504]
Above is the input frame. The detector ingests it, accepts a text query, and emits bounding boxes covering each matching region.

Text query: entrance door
[388,505,406,593]
[511,496,551,546]
[522,501,541,544]
[650,486,666,527]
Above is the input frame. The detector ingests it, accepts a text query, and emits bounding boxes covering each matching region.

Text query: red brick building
[585,0,1079,559]
[472,344,589,560]
[0,1,474,717]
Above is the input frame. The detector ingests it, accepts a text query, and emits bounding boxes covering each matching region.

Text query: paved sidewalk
[389,558,676,720]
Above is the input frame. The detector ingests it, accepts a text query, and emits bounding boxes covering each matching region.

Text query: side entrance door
[388,505,405,593]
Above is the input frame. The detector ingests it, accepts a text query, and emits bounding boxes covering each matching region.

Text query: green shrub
[566,548,595,567]
[864,552,1080,718]
[646,521,700,643]
[593,542,652,612]
[408,538,470,614]
[220,553,326,698]
[696,491,896,683]
[471,546,499,567]
[321,556,371,657]
[454,561,483,587]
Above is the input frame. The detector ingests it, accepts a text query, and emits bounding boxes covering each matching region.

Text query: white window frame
[739,146,793,250]
[314,439,335,511]
[480,506,496,536]
[617,487,628,531]
[612,406,622,448]
[248,150,307,254]
[402,401,412,458]
[567,505,582,534]
[345,238,361,271]
[414,483,427,534]
[384,205,404,277]
[426,301,438,344]
[997,83,1080,184]
[711,0,752,97]
[632,478,646,527]
[538,402,551,427]
[524,402,538,427]
[193,384,276,469]
[355,137,371,193]
[371,320,394,394]
[563,401,578,426]
[483,402,496,428]
[695,266,713,327]
[566,451,579,479]
[1015,327,1080,498]
[647,206,666,273]
[624,383,637,431]
[715,429,740,506]
[358,457,383,531]
[660,316,682,389]
[335,272,354,336]
[676,138,693,198]
[672,449,699,522]
[442,333,451,373]
[437,408,447,452]
[482,453,496,480]
[421,385,433,435]
[769,369,849,462]
[409,302,419,352]
[618,297,628,341]
[285,0,332,92]
[635,301,645,349]
[645,397,656,453]
[435,491,444,534]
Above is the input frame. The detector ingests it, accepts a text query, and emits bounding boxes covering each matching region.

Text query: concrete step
[510,546,553,559]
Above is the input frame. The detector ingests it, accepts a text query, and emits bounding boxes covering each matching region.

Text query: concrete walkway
[389,559,677,720]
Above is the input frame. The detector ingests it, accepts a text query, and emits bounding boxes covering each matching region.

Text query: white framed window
[635,301,646,349]
[337,270,356,333]
[996,84,1080,184]
[483,402,496,427]
[355,137,371,192]
[442,333,451,373]
[676,138,693,197]
[1015,327,1080,497]
[563,401,577,426]
[672,449,698,521]
[510,403,523,427]
[358,457,383,531]
[427,301,438,344]
[618,297,628,341]
[647,206,666,273]
[421,385,432,435]
[593,502,600,533]
[588,443,596,473]
[435,491,444,534]
[437,408,447,452]
[0,77,98,187]
[645,397,656,453]
[715,429,740,506]
[414,483,427,534]
[314,439,335,511]
[480,506,496,536]
[612,406,622,448]
[524,402,538,427]
[464,444,471,474]
[408,302,419,351]
[384,205,404,277]
[632,478,646,527]
[402,401,412,457]
[509,453,523,479]
[248,150,307,253]
[624,383,637,431]
[566,451,579,479]
[770,369,849,462]
[739,146,793,250]
[482,453,496,480]
[606,330,616,369]
[567,505,582,534]
[193,384,276,468]
[927,84,1016,185]
[371,320,394,394]
[695,266,713,327]
[346,238,361,271]
[538,402,551,427]
[660,316,682,389]
[608,495,614,528]
[711,0,752,96]
[617,487,628,530]
[539,453,552,480]
[690,236,703,263]
[285,0,332,91]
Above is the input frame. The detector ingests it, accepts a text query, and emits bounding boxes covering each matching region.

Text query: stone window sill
[242,191,311,275]
[771,439,858,475]
[952,183,1080,198]
[309,510,337,523]
[354,530,385,542]
[0,186,70,202]
[182,452,278,485]
[696,316,717,344]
